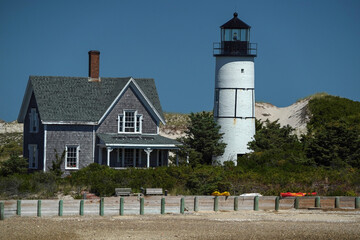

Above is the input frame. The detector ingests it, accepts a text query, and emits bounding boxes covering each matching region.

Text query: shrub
[0,154,28,177]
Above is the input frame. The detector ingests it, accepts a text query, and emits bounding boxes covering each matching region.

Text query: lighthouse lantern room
[213,13,257,164]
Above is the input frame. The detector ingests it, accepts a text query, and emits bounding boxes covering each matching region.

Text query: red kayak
[280,192,317,197]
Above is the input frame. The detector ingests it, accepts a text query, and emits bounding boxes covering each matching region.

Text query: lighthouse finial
[233,12,238,18]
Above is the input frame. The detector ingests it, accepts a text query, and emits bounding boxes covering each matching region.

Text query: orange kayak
[280,192,317,197]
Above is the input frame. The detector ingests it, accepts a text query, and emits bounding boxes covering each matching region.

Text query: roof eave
[17,79,33,123]
[42,120,98,125]
[130,78,166,125]
[98,77,166,125]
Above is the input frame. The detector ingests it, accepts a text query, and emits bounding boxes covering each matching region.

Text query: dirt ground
[1,210,360,240]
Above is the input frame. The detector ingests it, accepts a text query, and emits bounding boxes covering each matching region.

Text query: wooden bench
[145,188,163,195]
[115,188,132,196]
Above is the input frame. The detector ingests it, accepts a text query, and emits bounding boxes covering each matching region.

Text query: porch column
[156,149,159,167]
[107,148,113,167]
[176,150,179,166]
[99,147,103,165]
[144,148,153,168]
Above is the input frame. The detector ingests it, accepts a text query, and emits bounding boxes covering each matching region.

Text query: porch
[96,133,181,168]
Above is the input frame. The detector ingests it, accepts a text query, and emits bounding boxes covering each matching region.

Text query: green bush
[0,155,28,176]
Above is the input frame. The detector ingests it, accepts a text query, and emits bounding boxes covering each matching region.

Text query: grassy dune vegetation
[0,94,359,199]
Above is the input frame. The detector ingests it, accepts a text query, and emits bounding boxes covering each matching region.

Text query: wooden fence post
[119,197,124,216]
[58,200,63,216]
[234,197,238,211]
[100,197,104,216]
[214,196,219,212]
[37,200,42,217]
[161,197,165,215]
[16,200,21,216]
[80,200,84,216]
[254,196,259,211]
[140,197,144,215]
[180,197,185,214]
[294,197,299,209]
[194,197,199,212]
[275,196,280,211]
[0,202,4,220]
[315,196,321,208]
[335,197,340,208]
[355,197,359,209]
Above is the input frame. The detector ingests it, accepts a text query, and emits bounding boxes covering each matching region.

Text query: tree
[48,149,65,177]
[305,121,360,168]
[0,154,28,176]
[178,111,226,165]
[240,119,310,167]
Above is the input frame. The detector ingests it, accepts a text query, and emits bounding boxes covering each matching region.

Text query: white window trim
[65,145,80,170]
[28,144,38,169]
[29,108,39,133]
[118,110,143,134]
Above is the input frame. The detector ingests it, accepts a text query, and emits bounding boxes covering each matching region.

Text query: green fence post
[355,197,359,209]
[161,197,165,215]
[0,202,4,220]
[37,200,42,217]
[80,200,84,216]
[214,196,219,212]
[234,197,238,211]
[194,197,199,212]
[335,197,340,209]
[120,197,124,216]
[16,200,21,216]
[294,197,299,209]
[254,196,259,211]
[100,197,104,216]
[315,196,321,208]
[59,200,63,216]
[275,196,280,211]
[140,197,144,215]
[180,197,185,214]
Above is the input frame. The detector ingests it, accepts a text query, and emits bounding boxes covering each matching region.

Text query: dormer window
[29,108,39,133]
[118,110,142,133]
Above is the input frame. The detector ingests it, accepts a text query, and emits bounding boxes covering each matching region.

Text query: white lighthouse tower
[213,13,257,164]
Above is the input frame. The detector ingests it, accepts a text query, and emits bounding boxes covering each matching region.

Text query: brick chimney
[88,50,100,81]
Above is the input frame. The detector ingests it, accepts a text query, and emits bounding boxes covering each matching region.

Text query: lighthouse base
[213,118,255,165]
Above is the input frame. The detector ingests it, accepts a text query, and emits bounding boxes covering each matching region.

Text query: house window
[29,108,39,133]
[118,110,142,133]
[28,144,38,169]
[125,111,135,132]
[65,145,79,169]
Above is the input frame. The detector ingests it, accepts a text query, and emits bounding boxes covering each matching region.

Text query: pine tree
[178,111,226,165]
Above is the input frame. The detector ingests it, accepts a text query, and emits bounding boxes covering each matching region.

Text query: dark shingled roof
[97,133,181,147]
[221,12,251,29]
[29,76,164,123]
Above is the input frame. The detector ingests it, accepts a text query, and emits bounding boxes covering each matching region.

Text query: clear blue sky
[1,0,359,122]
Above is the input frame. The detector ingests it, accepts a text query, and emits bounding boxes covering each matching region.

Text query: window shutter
[34,112,39,132]
[29,111,34,132]
[28,145,33,168]
[35,147,38,169]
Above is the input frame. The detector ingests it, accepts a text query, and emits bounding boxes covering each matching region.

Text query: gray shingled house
[18,51,180,174]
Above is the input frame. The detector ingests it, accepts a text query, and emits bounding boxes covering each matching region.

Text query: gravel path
[1,210,359,239]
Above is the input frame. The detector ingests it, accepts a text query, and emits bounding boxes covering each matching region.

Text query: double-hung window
[28,144,38,169]
[29,108,39,133]
[118,110,142,133]
[65,145,79,169]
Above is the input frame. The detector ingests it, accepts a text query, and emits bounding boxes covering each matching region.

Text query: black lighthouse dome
[213,12,257,56]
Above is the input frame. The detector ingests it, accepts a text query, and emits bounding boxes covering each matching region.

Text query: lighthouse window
[240,29,247,41]
[223,29,232,41]
[241,69,244,73]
